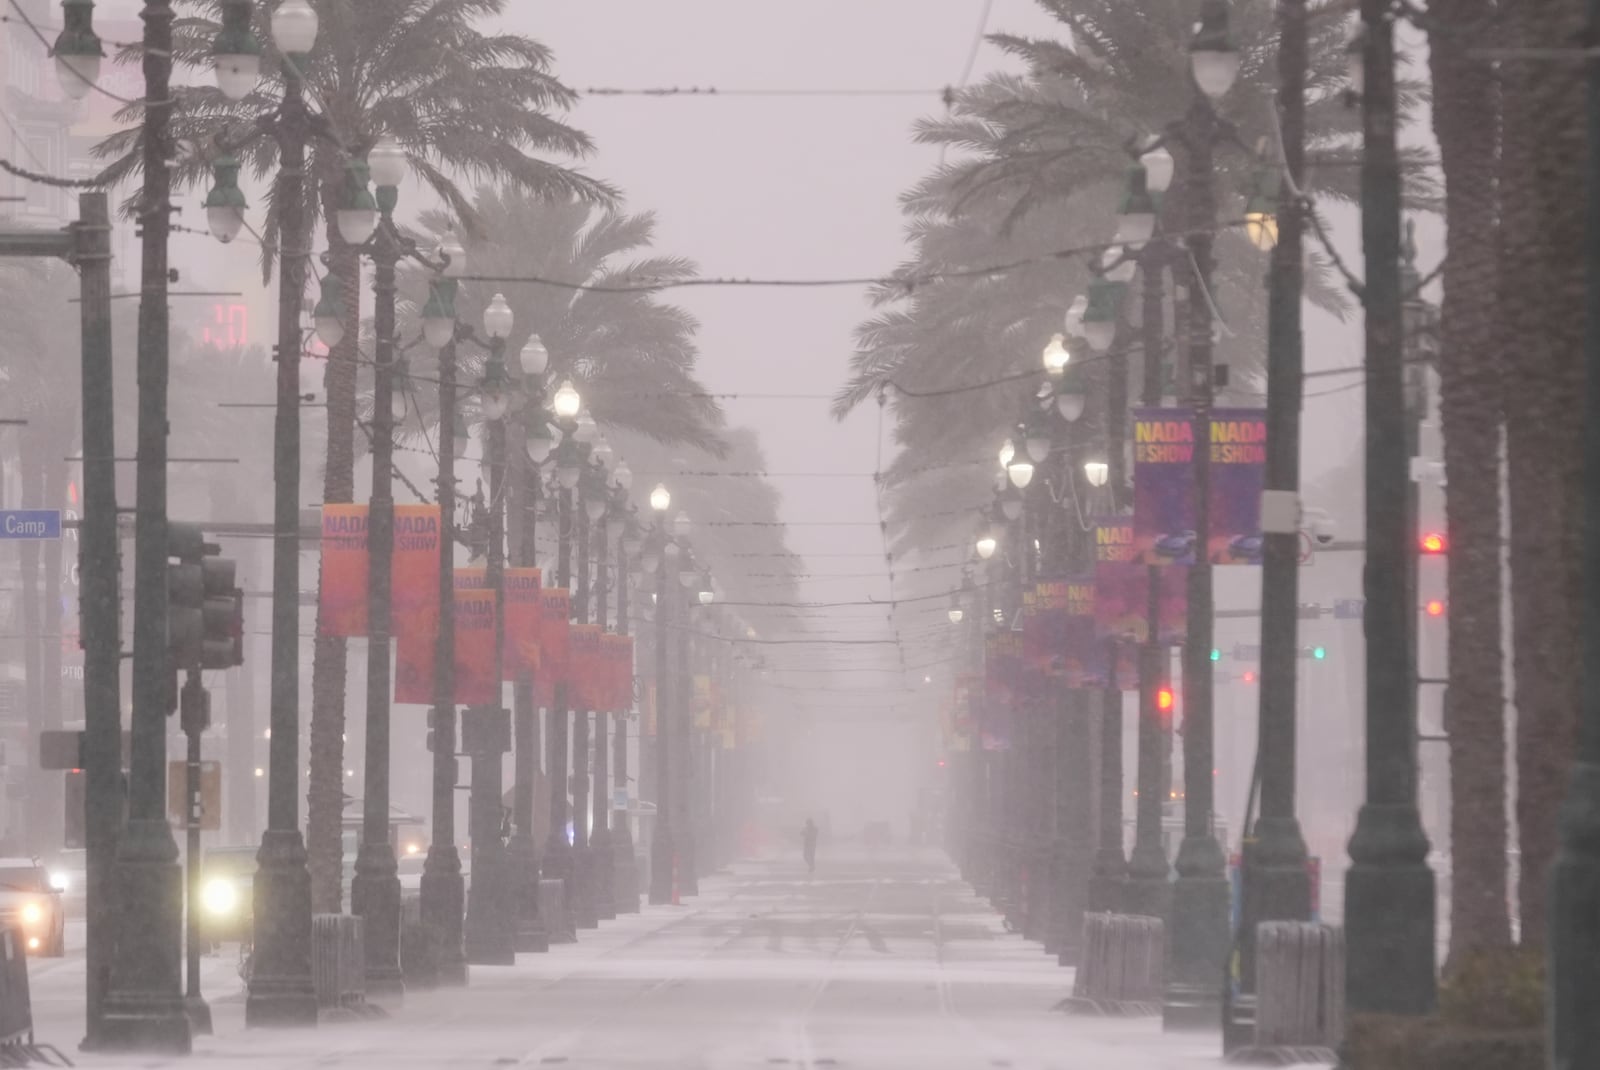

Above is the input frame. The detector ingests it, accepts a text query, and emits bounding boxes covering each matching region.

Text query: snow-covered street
[24,847,1332,1069]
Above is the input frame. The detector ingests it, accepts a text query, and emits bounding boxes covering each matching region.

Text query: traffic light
[201,554,243,669]
[1419,531,1447,555]
[1425,598,1447,618]
[1156,685,1175,715]
[1312,646,1327,660]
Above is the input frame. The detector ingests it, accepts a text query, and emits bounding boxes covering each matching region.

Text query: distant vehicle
[1225,534,1264,564]
[199,845,259,945]
[47,848,86,918]
[1153,531,1197,560]
[0,858,65,957]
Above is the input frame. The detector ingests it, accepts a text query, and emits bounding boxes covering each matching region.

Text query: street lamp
[1054,372,1088,423]
[1083,460,1110,488]
[521,335,549,377]
[673,511,692,539]
[1083,275,1125,354]
[203,155,249,245]
[1141,143,1176,194]
[650,483,671,513]
[975,529,998,560]
[1189,0,1241,100]
[1006,456,1035,490]
[1042,333,1071,377]
[53,0,104,101]
[948,600,964,625]
[1064,294,1088,339]
[335,160,378,246]
[1244,166,1281,252]
[1023,415,1053,463]
[1116,164,1158,249]
[553,379,582,420]
[998,439,1016,469]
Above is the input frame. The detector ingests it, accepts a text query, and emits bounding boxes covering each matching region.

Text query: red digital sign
[203,303,250,351]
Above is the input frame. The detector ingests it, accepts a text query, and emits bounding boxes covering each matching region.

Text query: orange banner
[394,631,434,706]
[569,625,602,712]
[453,570,498,706]
[392,505,442,640]
[503,568,542,682]
[535,589,570,708]
[318,504,369,636]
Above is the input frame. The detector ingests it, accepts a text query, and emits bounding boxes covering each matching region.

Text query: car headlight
[202,878,239,917]
[20,903,41,926]
[47,872,68,893]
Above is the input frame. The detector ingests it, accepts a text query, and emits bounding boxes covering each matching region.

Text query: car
[198,845,259,946]
[0,858,65,957]
[1153,530,1197,561]
[46,849,86,918]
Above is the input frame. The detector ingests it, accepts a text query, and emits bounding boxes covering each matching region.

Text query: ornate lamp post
[611,486,642,911]
[647,487,677,904]
[544,384,583,909]
[418,239,470,985]
[463,294,517,966]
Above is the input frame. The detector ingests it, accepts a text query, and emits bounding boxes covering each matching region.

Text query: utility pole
[1344,0,1436,1018]
[100,0,190,1050]
[420,314,467,985]
[247,11,319,1027]
[1549,0,1600,1058]
[351,162,403,997]
[1239,0,1313,1014]
[72,192,117,1049]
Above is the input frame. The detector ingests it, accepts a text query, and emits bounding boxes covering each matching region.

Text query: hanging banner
[568,624,602,711]
[1063,575,1109,687]
[502,568,542,682]
[535,588,570,708]
[391,505,443,639]
[983,630,1023,751]
[318,504,369,636]
[600,634,632,715]
[1208,408,1268,564]
[453,570,498,706]
[1132,407,1197,565]
[1095,519,1186,647]
[1023,579,1071,680]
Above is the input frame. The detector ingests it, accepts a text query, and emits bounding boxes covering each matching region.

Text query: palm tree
[1496,0,1586,953]
[398,190,726,456]
[96,0,616,910]
[836,0,1425,560]
[1426,0,1511,973]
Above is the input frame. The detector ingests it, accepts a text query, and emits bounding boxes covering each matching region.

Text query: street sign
[1334,598,1366,620]
[0,510,61,540]
[613,788,629,811]
[1232,643,1262,662]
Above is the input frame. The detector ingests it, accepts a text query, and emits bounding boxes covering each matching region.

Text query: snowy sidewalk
[29,848,1332,1069]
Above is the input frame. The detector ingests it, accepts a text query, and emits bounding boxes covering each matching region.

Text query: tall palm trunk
[306,175,362,914]
[1429,0,1512,965]
[1498,0,1587,947]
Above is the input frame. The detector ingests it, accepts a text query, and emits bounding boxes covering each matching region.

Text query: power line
[581,86,946,99]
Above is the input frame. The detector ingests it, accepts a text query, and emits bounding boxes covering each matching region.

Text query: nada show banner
[536,589,571,708]
[502,568,542,682]
[1132,408,1197,566]
[319,504,369,636]
[1094,519,1186,647]
[983,630,1023,751]
[1063,576,1108,687]
[453,570,498,706]
[1208,408,1267,564]
[391,505,442,639]
[394,572,499,706]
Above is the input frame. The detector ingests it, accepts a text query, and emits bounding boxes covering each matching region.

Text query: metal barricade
[1059,912,1165,1016]
[311,914,382,1019]
[1225,921,1344,1065]
[0,927,69,1066]
[539,879,576,945]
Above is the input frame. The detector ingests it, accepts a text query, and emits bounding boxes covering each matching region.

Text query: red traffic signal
[1425,599,1446,618]
[1419,531,1447,555]
[1156,686,1175,713]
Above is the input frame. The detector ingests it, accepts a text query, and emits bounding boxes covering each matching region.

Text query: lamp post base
[612,824,640,913]
[1344,802,1435,1017]
[570,846,600,929]
[245,829,318,1029]
[420,846,468,986]
[591,831,617,921]
[506,833,549,953]
[351,846,405,998]
[1163,834,1230,1033]
[464,845,516,966]
[97,818,191,1053]
[183,995,212,1037]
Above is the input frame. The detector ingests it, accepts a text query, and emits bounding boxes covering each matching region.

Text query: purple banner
[1208,408,1267,564]
[1094,519,1187,647]
[983,630,1023,751]
[1133,407,1197,565]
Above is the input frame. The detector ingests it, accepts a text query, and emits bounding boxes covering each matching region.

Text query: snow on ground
[26,847,1333,1069]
